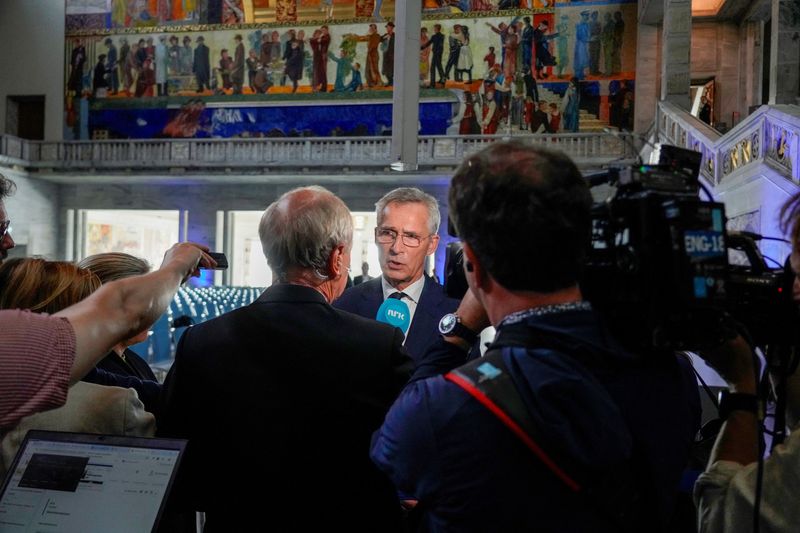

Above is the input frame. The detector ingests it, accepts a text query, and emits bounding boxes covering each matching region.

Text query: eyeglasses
[375,228,431,248]
[0,220,10,239]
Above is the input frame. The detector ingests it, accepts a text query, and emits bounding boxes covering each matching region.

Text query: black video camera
[444,146,797,351]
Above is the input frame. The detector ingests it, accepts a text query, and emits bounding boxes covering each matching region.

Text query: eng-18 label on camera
[684,231,726,258]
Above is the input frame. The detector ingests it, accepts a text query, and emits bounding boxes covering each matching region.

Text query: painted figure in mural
[522,65,539,103]
[382,22,395,86]
[510,85,525,130]
[311,26,331,92]
[281,29,297,86]
[253,66,272,93]
[329,49,353,92]
[93,54,110,98]
[321,0,334,21]
[193,36,211,93]
[155,35,169,96]
[261,31,281,69]
[530,100,552,133]
[222,0,245,24]
[218,49,234,91]
[421,24,446,88]
[231,35,245,95]
[555,14,569,78]
[68,39,86,94]
[163,100,205,137]
[373,0,384,21]
[285,39,305,93]
[181,36,193,75]
[601,12,615,76]
[105,38,119,95]
[168,36,181,76]
[158,0,171,24]
[356,24,383,88]
[444,25,463,82]
[481,88,498,134]
[354,0,373,18]
[589,11,602,76]
[520,17,534,74]
[503,24,519,81]
[612,11,625,75]
[111,0,126,28]
[471,0,494,10]
[573,11,591,80]
[457,25,473,84]
[146,37,155,61]
[135,57,156,97]
[486,17,520,69]
[459,92,481,134]
[420,27,431,83]
[483,46,496,76]
[246,49,259,92]
[549,101,561,132]
[124,42,138,94]
[345,62,364,92]
[119,38,130,91]
[561,77,580,132]
[533,20,558,80]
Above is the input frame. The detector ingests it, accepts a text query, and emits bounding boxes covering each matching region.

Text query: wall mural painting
[65,0,637,140]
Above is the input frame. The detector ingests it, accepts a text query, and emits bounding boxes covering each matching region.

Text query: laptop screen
[0,430,186,533]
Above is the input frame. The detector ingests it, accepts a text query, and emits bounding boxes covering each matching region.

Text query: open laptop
[0,430,187,533]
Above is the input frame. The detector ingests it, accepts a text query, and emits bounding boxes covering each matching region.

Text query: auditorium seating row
[130,286,263,378]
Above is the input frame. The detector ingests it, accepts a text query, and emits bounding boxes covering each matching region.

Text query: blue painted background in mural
[89,101,455,138]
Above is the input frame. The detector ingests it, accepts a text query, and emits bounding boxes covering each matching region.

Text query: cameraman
[695,191,800,533]
[370,141,700,531]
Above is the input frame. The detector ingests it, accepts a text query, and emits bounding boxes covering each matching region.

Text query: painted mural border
[65,8,554,37]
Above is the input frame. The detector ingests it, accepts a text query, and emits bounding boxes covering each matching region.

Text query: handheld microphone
[376,298,411,335]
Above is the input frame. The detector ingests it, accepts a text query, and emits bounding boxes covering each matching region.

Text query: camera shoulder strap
[444,326,641,531]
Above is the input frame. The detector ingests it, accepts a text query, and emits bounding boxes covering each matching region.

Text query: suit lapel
[405,277,443,358]
[359,277,384,319]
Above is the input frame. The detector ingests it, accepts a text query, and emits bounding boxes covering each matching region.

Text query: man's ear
[462,242,487,289]
[327,244,346,278]
[426,233,440,256]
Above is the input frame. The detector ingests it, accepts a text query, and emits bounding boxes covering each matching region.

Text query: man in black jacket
[421,24,445,88]
[160,186,413,532]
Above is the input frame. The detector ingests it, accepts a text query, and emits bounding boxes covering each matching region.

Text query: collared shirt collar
[381,274,425,304]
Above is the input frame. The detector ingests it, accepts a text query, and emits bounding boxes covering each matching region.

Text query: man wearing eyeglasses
[0,177,15,262]
[335,187,460,363]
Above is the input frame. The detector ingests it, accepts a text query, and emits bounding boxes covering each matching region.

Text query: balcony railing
[0,132,637,175]
[656,101,800,186]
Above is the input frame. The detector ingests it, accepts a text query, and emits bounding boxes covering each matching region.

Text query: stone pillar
[634,23,660,134]
[768,0,800,105]
[660,0,692,109]
[390,0,422,171]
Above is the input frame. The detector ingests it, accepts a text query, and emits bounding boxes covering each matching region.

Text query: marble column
[660,0,692,110]
[768,0,800,105]
[390,0,422,171]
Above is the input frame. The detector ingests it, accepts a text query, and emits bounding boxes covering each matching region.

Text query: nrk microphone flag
[376,298,411,335]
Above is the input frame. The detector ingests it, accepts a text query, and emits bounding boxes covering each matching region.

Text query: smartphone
[203,252,229,270]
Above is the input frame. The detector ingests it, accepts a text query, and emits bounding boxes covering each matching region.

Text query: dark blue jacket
[333,276,459,364]
[371,308,700,532]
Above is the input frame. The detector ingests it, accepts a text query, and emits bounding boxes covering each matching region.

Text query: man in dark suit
[334,188,460,364]
[354,261,373,285]
[192,35,210,93]
[159,186,413,532]
[421,24,445,88]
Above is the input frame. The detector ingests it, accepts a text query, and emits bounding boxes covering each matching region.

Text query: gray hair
[0,172,16,201]
[375,187,441,235]
[259,186,353,282]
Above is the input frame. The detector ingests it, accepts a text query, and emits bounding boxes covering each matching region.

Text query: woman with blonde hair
[78,253,159,383]
[0,258,154,479]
